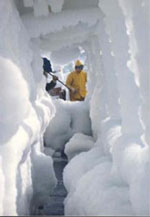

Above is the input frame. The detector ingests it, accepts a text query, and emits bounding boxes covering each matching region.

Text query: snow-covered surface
[44,100,92,151]
[0,1,56,215]
[22,8,102,38]
[64,147,104,194]
[65,159,133,216]
[30,145,57,215]
[0,58,30,144]
[63,0,149,216]
[64,133,94,161]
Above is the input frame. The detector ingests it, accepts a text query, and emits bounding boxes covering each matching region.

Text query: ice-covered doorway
[16,0,104,101]
[25,23,103,102]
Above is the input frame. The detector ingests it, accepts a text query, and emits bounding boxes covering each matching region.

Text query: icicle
[48,0,64,13]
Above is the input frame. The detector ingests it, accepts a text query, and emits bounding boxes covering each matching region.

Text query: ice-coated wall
[119,0,150,146]
[64,0,149,216]
[0,0,56,215]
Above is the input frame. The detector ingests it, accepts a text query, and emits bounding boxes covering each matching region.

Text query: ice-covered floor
[35,154,68,215]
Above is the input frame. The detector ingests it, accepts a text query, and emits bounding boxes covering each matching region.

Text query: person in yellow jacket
[66,60,87,101]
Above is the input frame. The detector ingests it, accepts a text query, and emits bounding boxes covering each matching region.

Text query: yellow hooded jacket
[66,60,87,101]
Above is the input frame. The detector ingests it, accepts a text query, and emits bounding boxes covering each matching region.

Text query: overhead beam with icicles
[23,0,64,16]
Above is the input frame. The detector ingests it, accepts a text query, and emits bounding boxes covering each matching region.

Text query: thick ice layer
[64,133,94,161]
[65,160,133,216]
[0,1,56,215]
[0,58,30,144]
[63,0,149,216]
[64,132,150,215]
[22,7,102,38]
[64,147,104,194]
[112,137,150,215]
[30,144,57,215]
[44,100,92,151]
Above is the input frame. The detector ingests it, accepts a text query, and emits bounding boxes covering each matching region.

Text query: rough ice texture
[63,147,104,194]
[22,8,102,38]
[65,161,133,216]
[0,1,56,215]
[64,133,94,161]
[44,100,92,151]
[63,0,149,216]
[30,144,57,215]
[0,58,30,144]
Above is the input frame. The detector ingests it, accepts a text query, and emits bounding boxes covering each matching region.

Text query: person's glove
[52,75,58,82]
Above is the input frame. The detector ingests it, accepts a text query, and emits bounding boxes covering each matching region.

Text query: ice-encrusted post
[99,2,149,215]
[119,0,149,146]
[84,40,98,99]
[87,36,108,140]
[96,11,121,121]
[92,8,122,154]
[99,0,143,137]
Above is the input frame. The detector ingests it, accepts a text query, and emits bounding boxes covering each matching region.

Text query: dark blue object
[46,80,56,91]
[43,57,53,72]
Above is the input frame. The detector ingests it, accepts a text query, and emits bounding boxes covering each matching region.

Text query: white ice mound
[65,133,94,161]
[0,57,30,144]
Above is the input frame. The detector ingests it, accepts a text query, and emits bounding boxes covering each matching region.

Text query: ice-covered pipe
[96,14,121,120]
[99,0,143,137]
[86,36,108,139]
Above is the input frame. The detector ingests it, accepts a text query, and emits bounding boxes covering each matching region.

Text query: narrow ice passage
[34,155,68,215]
[0,0,149,216]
